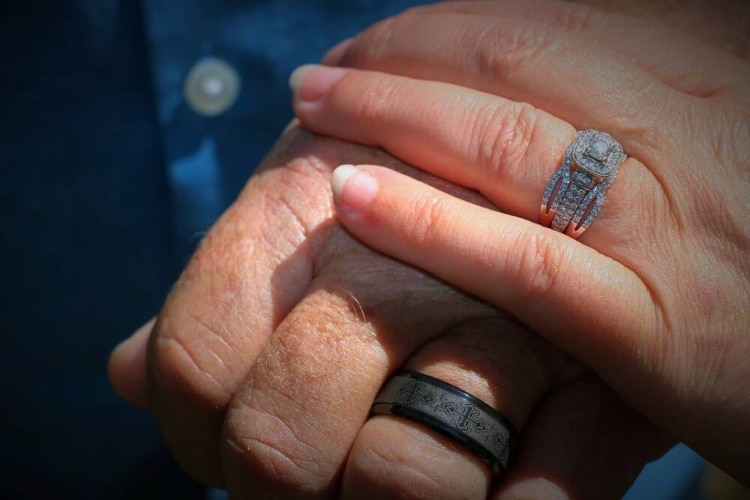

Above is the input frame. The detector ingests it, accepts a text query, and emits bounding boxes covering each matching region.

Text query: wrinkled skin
[292,0,750,485]
[108,0,749,498]
[110,129,671,499]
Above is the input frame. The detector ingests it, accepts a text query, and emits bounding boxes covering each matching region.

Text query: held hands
[290,0,750,483]
[106,0,750,496]
[109,128,671,498]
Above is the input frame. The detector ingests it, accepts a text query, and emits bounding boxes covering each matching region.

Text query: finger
[330,164,661,400]
[340,316,570,499]
[219,235,500,497]
[494,374,674,499]
[292,65,669,258]
[335,11,686,149]
[145,129,334,485]
[108,317,155,410]
[399,0,750,100]
[321,37,354,66]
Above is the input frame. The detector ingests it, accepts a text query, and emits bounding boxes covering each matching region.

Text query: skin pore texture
[291,0,750,486]
[109,0,750,497]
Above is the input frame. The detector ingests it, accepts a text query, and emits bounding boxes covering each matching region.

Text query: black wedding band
[372,371,519,476]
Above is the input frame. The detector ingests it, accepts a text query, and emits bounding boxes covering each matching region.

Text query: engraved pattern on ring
[374,375,514,466]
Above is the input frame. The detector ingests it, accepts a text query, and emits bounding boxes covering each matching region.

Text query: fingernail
[289,64,348,102]
[331,164,378,213]
[321,37,353,65]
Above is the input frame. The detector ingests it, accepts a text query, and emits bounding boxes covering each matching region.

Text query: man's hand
[109,126,671,498]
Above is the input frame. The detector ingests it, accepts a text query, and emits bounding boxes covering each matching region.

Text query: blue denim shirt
[0,1,420,497]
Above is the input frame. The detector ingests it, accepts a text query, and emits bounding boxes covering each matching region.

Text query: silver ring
[372,371,519,476]
[540,129,626,238]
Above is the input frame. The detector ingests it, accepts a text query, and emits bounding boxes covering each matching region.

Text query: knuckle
[224,417,300,480]
[150,246,251,405]
[509,230,564,304]
[549,2,610,34]
[261,161,329,240]
[346,72,403,125]
[473,101,538,184]
[474,23,557,87]
[150,316,234,405]
[223,394,333,491]
[406,191,459,249]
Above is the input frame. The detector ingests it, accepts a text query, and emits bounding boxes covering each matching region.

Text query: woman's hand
[290,0,750,482]
[109,127,672,499]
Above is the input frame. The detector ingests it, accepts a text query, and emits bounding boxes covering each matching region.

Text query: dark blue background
[0,1,419,497]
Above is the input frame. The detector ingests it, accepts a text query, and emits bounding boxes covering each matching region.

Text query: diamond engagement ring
[540,129,626,238]
[372,371,519,476]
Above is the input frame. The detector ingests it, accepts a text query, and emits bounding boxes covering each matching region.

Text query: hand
[289,0,750,482]
[108,125,671,498]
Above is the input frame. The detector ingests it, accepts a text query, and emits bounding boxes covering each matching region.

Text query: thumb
[107,317,155,409]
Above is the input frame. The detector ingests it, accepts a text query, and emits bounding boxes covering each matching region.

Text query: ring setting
[540,129,626,238]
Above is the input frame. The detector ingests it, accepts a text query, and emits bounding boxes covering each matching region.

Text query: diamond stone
[572,130,624,177]
[572,170,594,188]
[588,139,610,161]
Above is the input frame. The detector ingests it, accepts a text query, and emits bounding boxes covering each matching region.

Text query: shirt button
[184,57,241,117]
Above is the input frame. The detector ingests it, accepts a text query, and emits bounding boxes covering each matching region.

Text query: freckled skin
[109,1,750,496]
